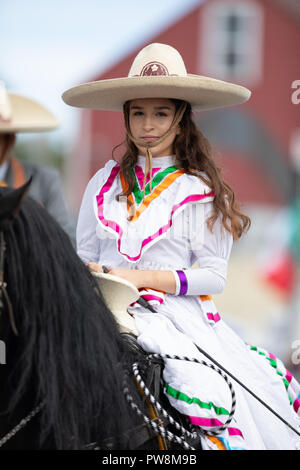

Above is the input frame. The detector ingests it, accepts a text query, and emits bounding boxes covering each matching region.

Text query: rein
[0,402,44,448]
[137,300,300,439]
[193,344,300,438]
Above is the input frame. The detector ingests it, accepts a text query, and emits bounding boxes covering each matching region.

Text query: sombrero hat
[0,82,59,133]
[62,43,251,111]
[92,272,139,336]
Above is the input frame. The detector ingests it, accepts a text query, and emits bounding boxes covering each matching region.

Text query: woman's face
[129,98,179,158]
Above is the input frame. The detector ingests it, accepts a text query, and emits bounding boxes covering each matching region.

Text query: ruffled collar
[94,159,215,263]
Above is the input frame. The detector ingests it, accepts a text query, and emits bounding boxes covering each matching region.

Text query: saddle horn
[92,272,139,336]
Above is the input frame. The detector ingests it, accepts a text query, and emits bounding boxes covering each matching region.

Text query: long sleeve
[173,202,233,295]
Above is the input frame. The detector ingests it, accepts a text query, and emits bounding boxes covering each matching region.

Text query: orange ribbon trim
[121,169,184,222]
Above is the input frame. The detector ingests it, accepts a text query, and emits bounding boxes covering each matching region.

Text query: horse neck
[0,333,41,449]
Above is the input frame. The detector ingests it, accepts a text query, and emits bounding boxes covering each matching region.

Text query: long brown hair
[114,99,250,240]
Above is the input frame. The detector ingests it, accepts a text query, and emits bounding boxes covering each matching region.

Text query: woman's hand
[86,263,141,288]
[107,268,176,293]
[86,262,110,273]
[86,263,176,293]
[108,268,143,289]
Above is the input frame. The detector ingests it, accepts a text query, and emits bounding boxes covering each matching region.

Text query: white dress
[77,155,300,450]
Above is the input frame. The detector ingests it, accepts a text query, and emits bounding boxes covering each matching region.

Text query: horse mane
[0,188,133,449]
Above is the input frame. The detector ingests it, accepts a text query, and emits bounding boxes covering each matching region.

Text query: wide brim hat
[62,43,251,111]
[92,272,139,336]
[0,84,59,133]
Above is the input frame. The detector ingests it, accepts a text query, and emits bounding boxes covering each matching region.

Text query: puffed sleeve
[173,202,233,295]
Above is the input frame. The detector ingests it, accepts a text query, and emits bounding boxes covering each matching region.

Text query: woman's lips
[141,136,158,143]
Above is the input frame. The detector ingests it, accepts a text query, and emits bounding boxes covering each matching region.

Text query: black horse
[0,181,200,450]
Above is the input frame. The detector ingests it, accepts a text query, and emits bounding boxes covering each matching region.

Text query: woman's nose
[142,116,154,131]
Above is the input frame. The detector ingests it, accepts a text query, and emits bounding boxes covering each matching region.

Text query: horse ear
[0,177,32,226]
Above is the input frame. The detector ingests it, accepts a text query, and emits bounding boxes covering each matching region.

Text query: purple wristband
[176,270,188,295]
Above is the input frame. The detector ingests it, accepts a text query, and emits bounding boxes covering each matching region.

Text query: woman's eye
[130,111,169,117]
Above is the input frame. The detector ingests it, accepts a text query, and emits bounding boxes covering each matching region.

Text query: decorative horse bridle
[0,177,33,337]
[0,230,18,336]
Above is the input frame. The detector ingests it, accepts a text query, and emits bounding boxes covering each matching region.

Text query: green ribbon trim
[130,165,179,205]
[164,382,230,416]
[248,344,292,399]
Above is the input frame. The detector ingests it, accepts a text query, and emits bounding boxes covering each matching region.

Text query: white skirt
[130,294,300,450]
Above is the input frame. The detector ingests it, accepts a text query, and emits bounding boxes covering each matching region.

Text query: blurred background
[1,0,300,370]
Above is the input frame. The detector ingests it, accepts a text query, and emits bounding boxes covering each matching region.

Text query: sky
[1,0,201,146]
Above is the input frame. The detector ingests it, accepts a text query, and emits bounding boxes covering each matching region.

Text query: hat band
[125,101,187,199]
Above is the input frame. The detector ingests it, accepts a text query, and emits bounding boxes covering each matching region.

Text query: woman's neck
[136,154,177,167]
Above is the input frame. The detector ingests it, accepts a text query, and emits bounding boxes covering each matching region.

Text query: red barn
[67,0,300,212]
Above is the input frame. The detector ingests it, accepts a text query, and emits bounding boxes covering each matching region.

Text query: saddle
[92,272,165,448]
[92,272,200,450]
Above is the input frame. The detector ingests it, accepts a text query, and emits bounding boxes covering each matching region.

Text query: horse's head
[0,179,32,337]
[0,178,32,227]
[0,179,138,449]
[0,179,194,451]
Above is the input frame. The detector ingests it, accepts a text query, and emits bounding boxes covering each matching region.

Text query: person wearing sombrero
[63,43,300,450]
[0,83,74,240]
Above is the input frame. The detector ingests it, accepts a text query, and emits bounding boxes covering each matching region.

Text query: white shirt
[76,155,233,295]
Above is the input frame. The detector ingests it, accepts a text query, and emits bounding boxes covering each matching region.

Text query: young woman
[63,43,300,450]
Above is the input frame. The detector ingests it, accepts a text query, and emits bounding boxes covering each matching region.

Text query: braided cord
[148,353,236,436]
[123,373,196,450]
[132,362,198,441]
[0,402,44,448]
[123,352,237,449]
